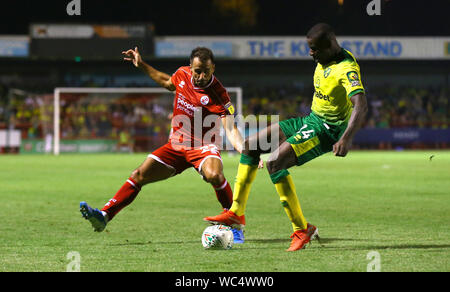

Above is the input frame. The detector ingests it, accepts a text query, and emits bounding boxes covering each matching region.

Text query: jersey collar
[322,48,347,67]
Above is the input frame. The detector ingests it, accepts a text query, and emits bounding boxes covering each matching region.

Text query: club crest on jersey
[179,81,185,88]
[200,95,209,105]
[324,68,331,78]
[346,71,361,87]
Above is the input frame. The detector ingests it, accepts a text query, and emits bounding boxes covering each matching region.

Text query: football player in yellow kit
[204,23,368,251]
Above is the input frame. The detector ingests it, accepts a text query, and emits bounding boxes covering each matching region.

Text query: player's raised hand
[122,46,142,68]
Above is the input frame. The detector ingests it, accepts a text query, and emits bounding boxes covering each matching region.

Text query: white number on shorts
[297,124,315,139]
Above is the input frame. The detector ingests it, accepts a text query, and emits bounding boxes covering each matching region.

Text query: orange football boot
[203,210,246,230]
[286,223,319,252]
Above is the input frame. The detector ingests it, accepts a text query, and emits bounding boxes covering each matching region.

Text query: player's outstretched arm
[122,47,176,91]
[222,116,244,154]
[221,116,264,168]
[333,93,368,157]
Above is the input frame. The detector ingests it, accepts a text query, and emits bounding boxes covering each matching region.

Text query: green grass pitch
[0,151,449,272]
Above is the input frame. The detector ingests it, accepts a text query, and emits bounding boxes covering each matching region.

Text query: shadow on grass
[245,238,289,243]
[320,243,450,251]
[108,238,450,252]
[109,241,154,246]
[313,238,450,251]
[111,238,295,246]
[109,240,197,246]
[245,237,365,244]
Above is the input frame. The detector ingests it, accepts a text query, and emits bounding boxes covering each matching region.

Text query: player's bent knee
[130,168,145,184]
[266,157,284,175]
[266,159,276,174]
[204,171,224,186]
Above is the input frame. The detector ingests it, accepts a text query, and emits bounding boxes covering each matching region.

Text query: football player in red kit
[80,47,249,243]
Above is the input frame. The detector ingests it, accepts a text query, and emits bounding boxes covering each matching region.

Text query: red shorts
[148,142,222,175]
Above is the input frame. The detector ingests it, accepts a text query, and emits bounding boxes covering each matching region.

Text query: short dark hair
[307,23,335,48]
[307,23,334,39]
[190,47,215,64]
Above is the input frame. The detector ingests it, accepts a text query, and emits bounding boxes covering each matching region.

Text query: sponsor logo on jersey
[314,90,330,101]
[179,81,185,88]
[176,97,199,116]
[324,68,331,78]
[346,71,361,87]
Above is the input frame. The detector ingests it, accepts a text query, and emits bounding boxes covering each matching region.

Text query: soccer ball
[201,225,234,250]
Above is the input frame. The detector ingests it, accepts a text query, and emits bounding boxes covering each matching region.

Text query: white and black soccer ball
[201,225,234,250]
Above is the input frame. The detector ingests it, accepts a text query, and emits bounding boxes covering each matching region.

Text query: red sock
[102,177,141,221]
[213,179,233,209]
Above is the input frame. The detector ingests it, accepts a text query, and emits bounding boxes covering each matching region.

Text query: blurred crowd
[365,85,448,129]
[58,95,170,139]
[243,84,448,129]
[0,83,448,149]
[0,89,172,151]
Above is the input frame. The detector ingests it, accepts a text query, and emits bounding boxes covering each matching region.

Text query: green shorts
[279,112,347,166]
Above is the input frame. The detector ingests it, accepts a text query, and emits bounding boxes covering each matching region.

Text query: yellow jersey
[311,49,365,125]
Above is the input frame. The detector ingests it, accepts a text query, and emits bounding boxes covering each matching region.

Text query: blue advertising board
[0,37,29,57]
[156,40,232,58]
[353,129,450,144]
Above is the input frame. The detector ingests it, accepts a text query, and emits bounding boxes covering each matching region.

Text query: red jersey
[169,66,234,149]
